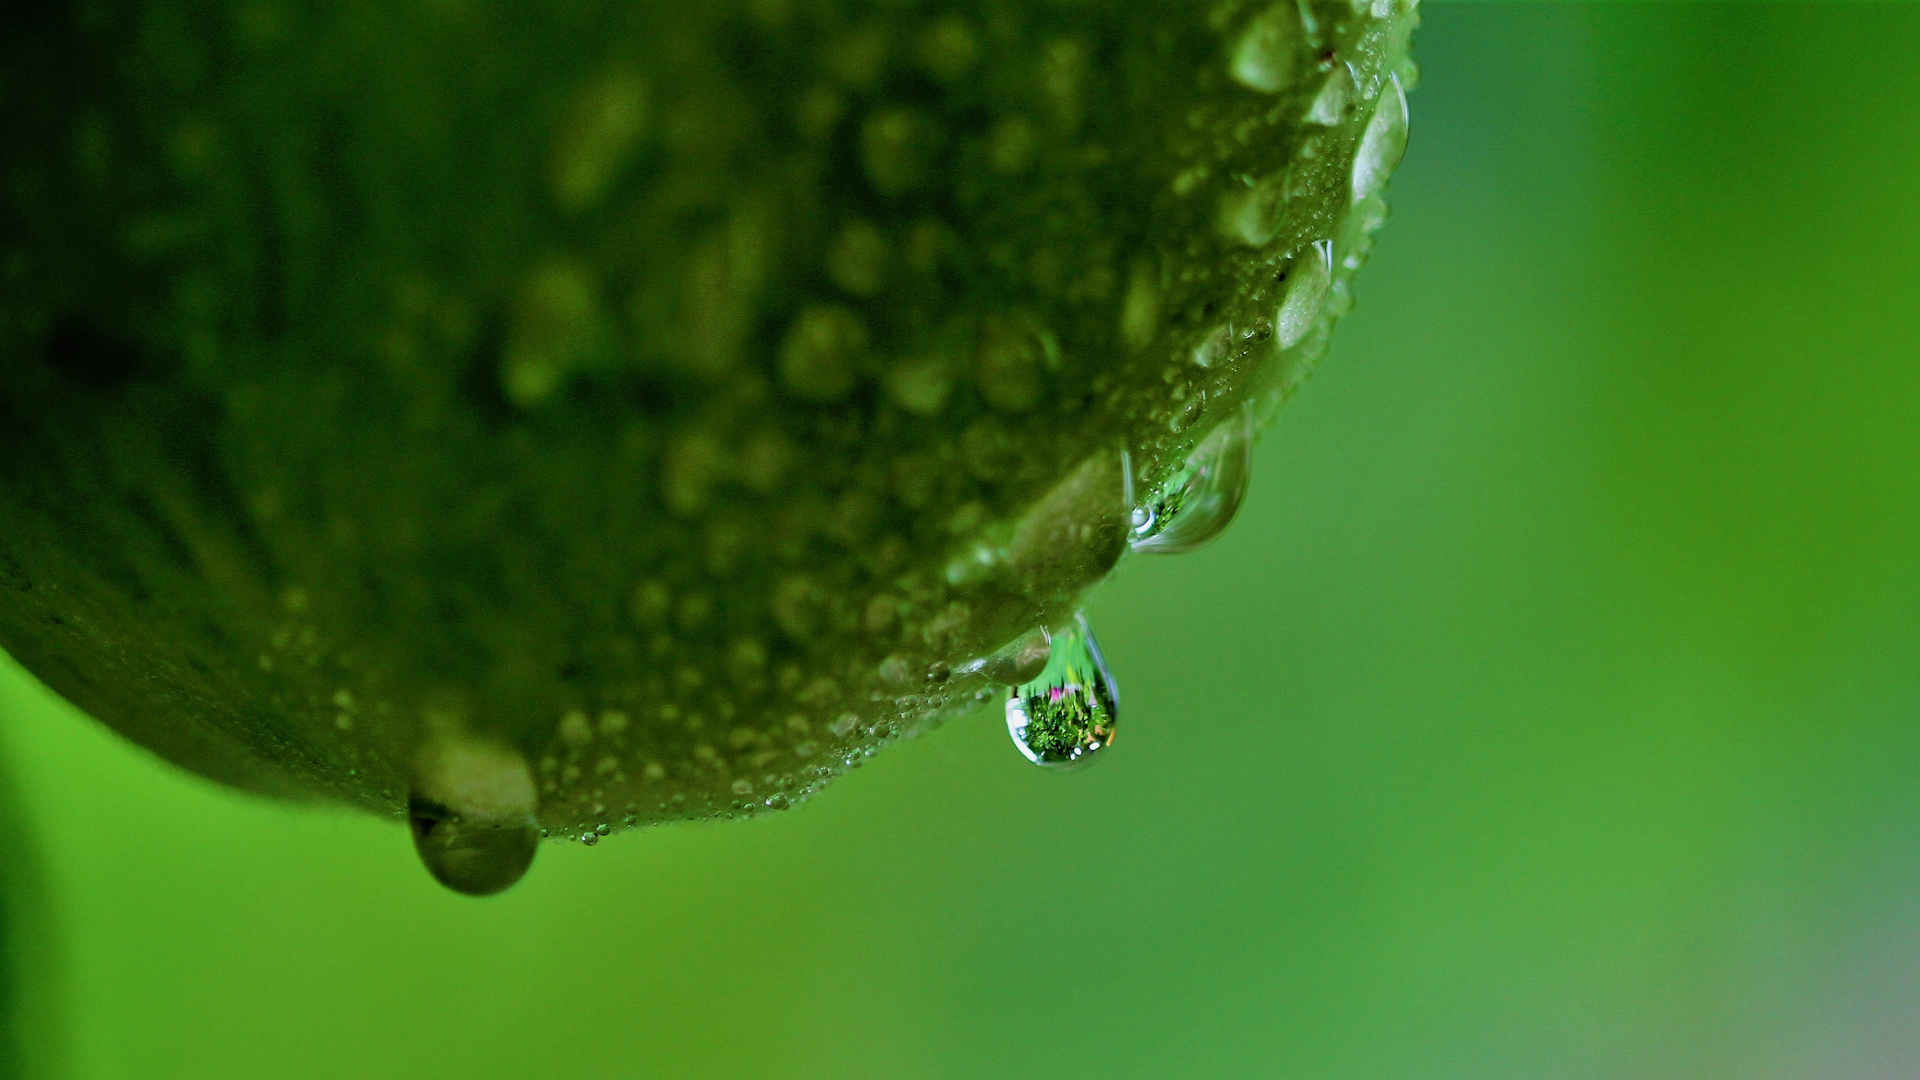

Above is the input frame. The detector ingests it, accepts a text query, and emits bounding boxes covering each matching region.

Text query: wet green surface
[0,0,1411,840]
[2,4,1919,1078]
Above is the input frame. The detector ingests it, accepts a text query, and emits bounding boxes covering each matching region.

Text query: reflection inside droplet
[410,800,539,897]
[1129,404,1255,555]
[409,736,539,896]
[1005,613,1117,770]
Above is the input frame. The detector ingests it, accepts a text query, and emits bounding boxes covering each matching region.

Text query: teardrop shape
[409,737,540,896]
[1005,613,1118,770]
[1351,73,1409,204]
[1129,405,1255,555]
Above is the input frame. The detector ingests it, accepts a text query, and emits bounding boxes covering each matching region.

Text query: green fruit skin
[0,0,1415,837]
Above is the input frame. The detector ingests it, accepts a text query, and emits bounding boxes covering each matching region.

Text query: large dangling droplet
[1005,613,1118,770]
[408,737,540,897]
[1129,404,1255,555]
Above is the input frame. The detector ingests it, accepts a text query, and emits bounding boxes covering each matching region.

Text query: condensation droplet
[1217,177,1283,247]
[984,627,1052,687]
[500,260,610,408]
[1275,240,1333,350]
[1191,322,1235,368]
[1005,613,1118,770]
[1306,63,1355,126]
[548,69,649,214]
[408,738,539,897]
[1351,73,1409,204]
[1130,403,1255,555]
[1230,5,1302,94]
[779,306,867,402]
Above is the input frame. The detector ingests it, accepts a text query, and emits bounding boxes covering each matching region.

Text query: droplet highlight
[1005,614,1118,770]
[1130,404,1255,555]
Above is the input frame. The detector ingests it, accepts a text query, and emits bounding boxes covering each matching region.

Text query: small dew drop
[1130,404,1255,555]
[1005,613,1118,770]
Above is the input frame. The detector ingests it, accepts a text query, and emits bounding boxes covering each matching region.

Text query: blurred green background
[5,4,1920,1077]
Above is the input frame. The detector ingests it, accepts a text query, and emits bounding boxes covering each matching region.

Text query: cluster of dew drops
[407,414,1252,896]
[406,0,1414,894]
[996,403,1255,773]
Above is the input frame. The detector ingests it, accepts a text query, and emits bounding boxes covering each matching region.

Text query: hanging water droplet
[1005,613,1117,770]
[1351,73,1409,204]
[1130,404,1255,555]
[409,805,539,897]
[408,737,539,897]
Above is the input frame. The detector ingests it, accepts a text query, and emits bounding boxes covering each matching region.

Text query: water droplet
[500,260,611,408]
[1306,63,1355,126]
[984,628,1052,686]
[1191,322,1235,368]
[1275,241,1333,350]
[1230,5,1302,94]
[1005,613,1118,770]
[779,306,867,402]
[409,738,539,897]
[548,69,650,214]
[827,219,889,297]
[558,709,593,746]
[974,314,1048,413]
[1217,177,1283,247]
[883,355,957,416]
[917,15,979,83]
[1130,404,1255,555]
[1119,261,1160,349]
[410,804,538,897]
[861,108,941,197]
[1351,73,1409,204]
